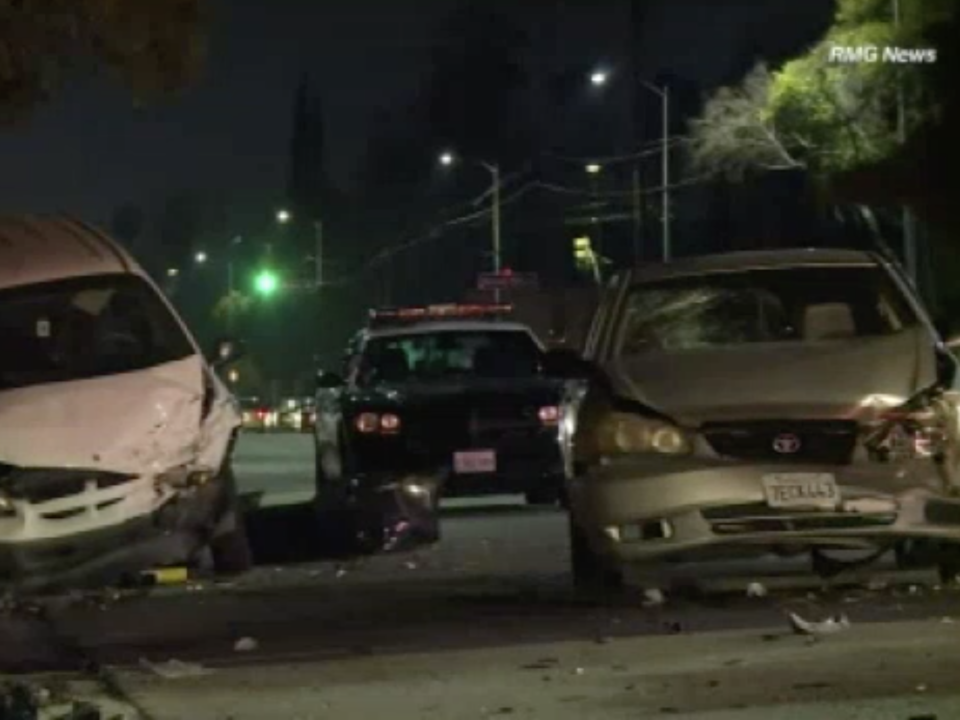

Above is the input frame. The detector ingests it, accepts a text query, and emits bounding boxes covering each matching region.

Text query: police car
[313,304,567,546]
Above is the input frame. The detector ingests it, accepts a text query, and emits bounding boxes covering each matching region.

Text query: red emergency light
[369,303,513,327]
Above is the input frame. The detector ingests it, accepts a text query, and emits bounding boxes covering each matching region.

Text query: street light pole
[661,83,671,262]
[892,0,918,283]
[314,219,324,288]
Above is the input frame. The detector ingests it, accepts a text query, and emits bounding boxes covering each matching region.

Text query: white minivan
[0,215,252,592]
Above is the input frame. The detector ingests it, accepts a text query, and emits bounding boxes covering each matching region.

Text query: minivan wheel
[569,515,624,592]
[209,464,254,575]
[210,512,254,575]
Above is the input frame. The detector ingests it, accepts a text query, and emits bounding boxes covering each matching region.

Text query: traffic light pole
[314,219,324,288]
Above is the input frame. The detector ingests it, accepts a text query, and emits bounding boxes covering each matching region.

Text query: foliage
[690,0,953,180]
[212,290,253,327]
[0,0,207,122]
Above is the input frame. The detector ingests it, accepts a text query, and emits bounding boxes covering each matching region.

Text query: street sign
[477,272,539,291]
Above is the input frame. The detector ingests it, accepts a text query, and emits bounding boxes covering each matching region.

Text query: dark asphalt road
[5,433,960,718]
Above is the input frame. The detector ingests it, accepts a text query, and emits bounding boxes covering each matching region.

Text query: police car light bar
[369,304,513,325]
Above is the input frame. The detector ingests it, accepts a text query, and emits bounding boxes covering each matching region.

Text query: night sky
[0,0,833,226]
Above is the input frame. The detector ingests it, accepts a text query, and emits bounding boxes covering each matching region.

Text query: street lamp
[590,70,609,87]
[166,267,179,278]
[438,150,503,279]
[276,209,291,224]
[585,163,601,174]
[195,251,208,264]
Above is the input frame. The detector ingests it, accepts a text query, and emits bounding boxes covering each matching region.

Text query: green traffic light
[254,270,279,295]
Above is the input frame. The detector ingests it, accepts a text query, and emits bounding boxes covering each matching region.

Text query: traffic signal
[573,236,593,270]
[254,269,279,296]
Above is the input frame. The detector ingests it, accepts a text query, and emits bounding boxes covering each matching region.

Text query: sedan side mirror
[541,348,597,380]
[316,369,345,390]
[212,337,245,368]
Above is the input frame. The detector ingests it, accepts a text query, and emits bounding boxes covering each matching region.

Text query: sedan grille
[703,503,896,535]
[702,420,859,465]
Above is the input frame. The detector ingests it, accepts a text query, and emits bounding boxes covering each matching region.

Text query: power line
[544,135,689,166]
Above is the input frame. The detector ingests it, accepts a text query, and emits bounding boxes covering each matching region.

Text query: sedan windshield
[357,330,542,385]
[619,266,918,354]
[0,274,195,390]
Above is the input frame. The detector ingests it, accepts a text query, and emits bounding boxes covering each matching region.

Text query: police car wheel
[569,515,624,592]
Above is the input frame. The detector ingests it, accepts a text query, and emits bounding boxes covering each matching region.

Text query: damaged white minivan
[0,215,251,592]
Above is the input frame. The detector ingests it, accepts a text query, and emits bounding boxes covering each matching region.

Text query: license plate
[762,473,839,510]
[454,450,497,474]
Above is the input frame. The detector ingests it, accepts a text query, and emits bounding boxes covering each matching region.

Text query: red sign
[477,272,539,291]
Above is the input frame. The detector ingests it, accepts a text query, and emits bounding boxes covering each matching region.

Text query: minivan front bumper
[0,479,226,593]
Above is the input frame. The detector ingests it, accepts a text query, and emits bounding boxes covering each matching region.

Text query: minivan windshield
[0,274,195,390]
[619,266,919,354]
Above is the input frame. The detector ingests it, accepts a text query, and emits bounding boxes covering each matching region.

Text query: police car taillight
[355,412,402,434]
[538,406,560,425]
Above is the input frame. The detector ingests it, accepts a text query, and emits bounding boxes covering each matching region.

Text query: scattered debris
[664,621,683,635]
[642,588,665,607]
[521,658,560,671]
[594,636,613,645]
[941,617,955,624]
[907,714,938,719]
[234,636,259,652]
[916,684,928,693]
[491,708,514,715]
[140,658,212,679]
[404,561,418,570]
[573,667,585,675]
[660,708,680,715]
[788,612,851,636]
[746,582,768,598]
[909,585,922,595]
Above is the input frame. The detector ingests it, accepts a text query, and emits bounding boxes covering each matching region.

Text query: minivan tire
[210,465,254,575]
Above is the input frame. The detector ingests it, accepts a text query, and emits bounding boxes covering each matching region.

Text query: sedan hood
[605,327,936,425]
[0,357,206,474]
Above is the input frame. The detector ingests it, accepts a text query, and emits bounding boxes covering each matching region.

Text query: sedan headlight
[594,411,694,457]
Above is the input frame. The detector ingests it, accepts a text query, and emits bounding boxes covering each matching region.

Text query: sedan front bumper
[570,455,960,566]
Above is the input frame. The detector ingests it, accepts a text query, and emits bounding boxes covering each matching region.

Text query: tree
[690,0,953,181]
[0,0,207,122]
[689,63,805,180]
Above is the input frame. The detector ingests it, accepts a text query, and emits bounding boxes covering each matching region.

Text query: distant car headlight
[593,411,693,457]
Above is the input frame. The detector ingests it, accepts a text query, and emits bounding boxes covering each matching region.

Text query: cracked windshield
[0,0,955,718]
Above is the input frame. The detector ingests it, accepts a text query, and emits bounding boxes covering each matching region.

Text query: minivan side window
[0,274,195,390]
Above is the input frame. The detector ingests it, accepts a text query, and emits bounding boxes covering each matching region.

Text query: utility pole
[640,80,671,262]
[892,0,918,283]
[631,166,642,265]
[314,219,324,287]
[661,83,671,262]
[484,161,502,303]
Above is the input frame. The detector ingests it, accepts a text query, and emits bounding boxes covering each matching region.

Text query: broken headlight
[592,411,694,457]
[864,399,950,463]
[155,466,217,490]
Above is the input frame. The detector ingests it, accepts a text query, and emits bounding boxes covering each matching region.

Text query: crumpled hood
[0,356,208,474]
[604,327,936,425]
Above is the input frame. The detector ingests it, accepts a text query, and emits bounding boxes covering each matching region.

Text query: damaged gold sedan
[551,249,960,590]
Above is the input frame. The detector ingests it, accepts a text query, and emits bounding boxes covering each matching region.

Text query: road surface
[3,432,960,718]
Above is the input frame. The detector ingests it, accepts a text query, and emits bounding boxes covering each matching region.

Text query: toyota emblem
[772,433,801,454]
